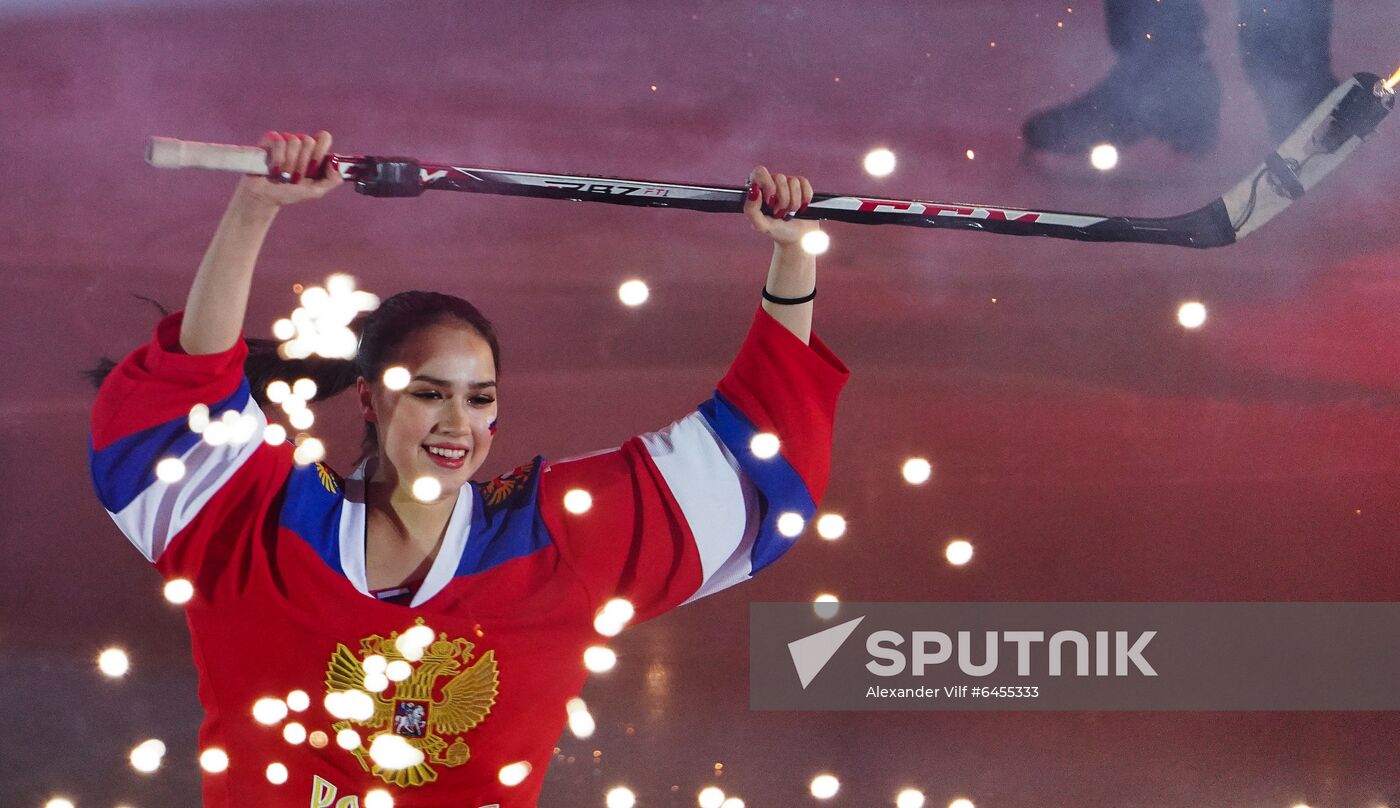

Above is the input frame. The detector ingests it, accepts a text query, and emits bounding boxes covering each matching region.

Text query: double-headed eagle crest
[324,619,499,787]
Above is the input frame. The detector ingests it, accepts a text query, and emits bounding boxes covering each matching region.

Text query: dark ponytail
[85,290,501,464]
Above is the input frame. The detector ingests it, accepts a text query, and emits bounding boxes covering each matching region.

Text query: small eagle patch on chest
[480,458,538,509]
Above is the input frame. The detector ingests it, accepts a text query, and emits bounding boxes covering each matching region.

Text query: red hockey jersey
[89,305,848,807]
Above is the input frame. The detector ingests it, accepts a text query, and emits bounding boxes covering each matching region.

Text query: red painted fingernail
[747,182,759,201]
[268,164,280,177]
[767,195,777,207]
[800,202,809,213]
[291,172,302,184]
[773,208,785,219]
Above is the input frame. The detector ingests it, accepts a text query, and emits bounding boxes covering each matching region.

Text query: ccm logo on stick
[857,199,1041,222]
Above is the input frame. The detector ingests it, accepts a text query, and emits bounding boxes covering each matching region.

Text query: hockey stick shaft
[145,72,1392,251]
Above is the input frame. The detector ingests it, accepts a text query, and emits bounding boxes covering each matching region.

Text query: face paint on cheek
[488,417,498,436]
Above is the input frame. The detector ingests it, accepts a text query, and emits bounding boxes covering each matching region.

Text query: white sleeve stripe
[106,396,267,562]
[637,410,760,604]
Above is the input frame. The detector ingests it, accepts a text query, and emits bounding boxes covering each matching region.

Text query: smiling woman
[82,130,848,808]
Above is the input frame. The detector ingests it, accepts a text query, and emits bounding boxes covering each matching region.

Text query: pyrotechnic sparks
[97,647,129,677]
[1385,66,1400,91]
[594,598,635,636]
[902,457,932,485]
[946,539,974,566]
[1090,143,1119,170]
[1177,301,1207,329]
[564,488,593,514]
[606,786,637,808]
[699,786,726,808]
[809,773,840,798]
[813,593,841,619]
[618,279,649,306]
[816,513,846,540]
[164,578,194,604]
[896,789,926,808]
[776,512,806,537]
[277,274,379,361]
[583,645,617,672]
[800,230,831,255]
[266,762,288,784]
[567,697,596,738]
[129,738,165,773]
[498,761,532,786]
[199,747,229,773]
[863,148,897,177]
[750,432,780,459]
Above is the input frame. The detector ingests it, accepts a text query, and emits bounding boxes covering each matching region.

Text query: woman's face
[356,321,498,501]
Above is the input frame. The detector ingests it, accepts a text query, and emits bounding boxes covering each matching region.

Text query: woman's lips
[422,445,466,469]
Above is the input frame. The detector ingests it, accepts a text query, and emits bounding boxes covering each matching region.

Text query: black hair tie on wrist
[762,285,816,305]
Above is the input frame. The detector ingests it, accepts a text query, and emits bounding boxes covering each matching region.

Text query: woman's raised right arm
[180,130,342,355]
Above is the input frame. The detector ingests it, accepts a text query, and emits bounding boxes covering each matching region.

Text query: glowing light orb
[749,432,780,459]
[336,728,362,750]
[800,230,830,256]
[309,730,328,748]
[324,691,353,720]
[44,799,75,808]
[563,489,593,514]
[291,378,318,401]
[272,319,296,341]
[263,424,287,446]
[362,655,388,676]
[265,380,291,404]
[369,734,426,770]
[946,539,974,566]
[401,624,434,649]
[777,512,806,537]
[583,646,617,673]
[618,279,650,307]
[383,366,410,391]
[720,799,746,808]
[150,455,188,484]
[202,420,230,446]
[606,786,637,808]
[266,762,288,785]
[286,690,310,712]
[199,747,229,773]
[813,594,841,620]
[864,147,896,177]
[164,578,194,605]
[816,513,847,540]
[965,149,976,160]
[1177,301,1207,329]
[364,672,390,693]
[902,457,932,485]
[283,722,307,744]
[809,774,840,799]
[411,476,442,502]
[1090,143,1119,170]
[897,789,926,808]
[699,786,726,808]
[292,437,325,466]
[288,407,315,430]
[949,800,976,808]
[253,697,289,725]
[593,598,635,637]
[301,286,330,312]
[231,412,259,444]
[129,738,165,773]
[98,647,129,677]
[280,396,306,414]
[498,760,532,786]
[566,698,595,738]
[188,403,211,432]
[365,789,394,808]
[386,660,414,682]
[343,690,376,722]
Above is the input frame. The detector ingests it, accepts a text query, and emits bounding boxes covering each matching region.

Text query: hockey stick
[147,72,1394,250]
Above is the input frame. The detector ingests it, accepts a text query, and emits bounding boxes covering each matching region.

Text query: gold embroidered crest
[324,618,499,787]
[480,458,538,508]
[315,462,341,494]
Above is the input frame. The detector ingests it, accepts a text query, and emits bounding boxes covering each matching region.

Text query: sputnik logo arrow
[788,616,865,689]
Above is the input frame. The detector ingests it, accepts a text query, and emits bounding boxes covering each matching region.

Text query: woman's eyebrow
[411,374,497,390]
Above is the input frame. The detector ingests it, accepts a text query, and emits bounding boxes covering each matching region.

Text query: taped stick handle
[146,137,269,174]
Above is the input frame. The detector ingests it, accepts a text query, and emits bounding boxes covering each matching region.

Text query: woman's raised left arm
[745,165,819,345]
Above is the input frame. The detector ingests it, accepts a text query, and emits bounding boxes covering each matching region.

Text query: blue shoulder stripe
[89,379,253,513]
[279,461,345,576]
[698,392,815,573]
[457,456,552,576]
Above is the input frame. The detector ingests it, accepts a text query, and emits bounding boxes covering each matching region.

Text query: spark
[863,148,896,177]
[801,230,831,255]
[564,489,593,514]
[776,512,806,537]
[902,457,932,485]
[809,774,840,799]
[199,747,229,773]
[1177,301,1207,329]
[816,513,846,540]
[266,762,288,784]
[897,790,927,808]
[98,647,130,677]
[594,598,635,636]
[1385,66,1400,91]
[946,539,974,566]
[618,279,649,306]
[750,432,780,459]
[164,578,194,605]
[498,761,532,786]
[1090,143,1119,170]
[583,646,617,672]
